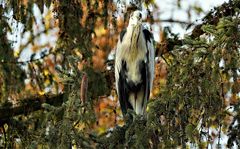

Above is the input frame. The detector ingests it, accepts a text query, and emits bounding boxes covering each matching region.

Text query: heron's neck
[127,25,141,51]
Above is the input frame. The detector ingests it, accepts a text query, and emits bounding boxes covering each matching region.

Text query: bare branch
[151,19,192,25]
[0,94,64,121]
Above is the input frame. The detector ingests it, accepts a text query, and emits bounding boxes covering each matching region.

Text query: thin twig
[150,19,193,25]
[2,125,7,148]
[0,48,54,64]
[80,73,88,104]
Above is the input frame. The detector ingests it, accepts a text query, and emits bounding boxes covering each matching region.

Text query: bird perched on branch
[115,10,155,115]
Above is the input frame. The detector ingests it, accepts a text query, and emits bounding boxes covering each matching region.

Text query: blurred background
[1,0,239,148]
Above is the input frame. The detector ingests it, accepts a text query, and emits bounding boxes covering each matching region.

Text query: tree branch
[0,94,64,121]
[190,0,240,38]
[0,48,55,65]
[151,19,192,25]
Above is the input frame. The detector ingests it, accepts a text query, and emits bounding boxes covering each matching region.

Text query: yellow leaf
[38,90,45,95]
[144,0,155,6]
[146,105,149,112]
[95,27,107,36]
[44,79,50,86]
[14,50,20,57]
[97,127,107,135]
[43,69,49,76]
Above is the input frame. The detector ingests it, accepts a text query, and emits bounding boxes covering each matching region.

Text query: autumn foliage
[0,0,240,148]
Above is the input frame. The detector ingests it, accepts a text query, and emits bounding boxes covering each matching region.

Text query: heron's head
[128,10,142,26]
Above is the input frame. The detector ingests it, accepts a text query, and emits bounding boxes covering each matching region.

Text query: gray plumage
[115,10,155,115]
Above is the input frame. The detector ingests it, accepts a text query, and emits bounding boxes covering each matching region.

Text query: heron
[115,10,155,115]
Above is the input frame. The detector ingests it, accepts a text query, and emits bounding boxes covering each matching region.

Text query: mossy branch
[0,94,64,122]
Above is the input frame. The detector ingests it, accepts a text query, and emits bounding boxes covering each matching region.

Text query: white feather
[115,10,155,115]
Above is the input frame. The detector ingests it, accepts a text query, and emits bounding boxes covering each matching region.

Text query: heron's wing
[115,29,126,95]
[115,29,133,115]
[143,29,155,91]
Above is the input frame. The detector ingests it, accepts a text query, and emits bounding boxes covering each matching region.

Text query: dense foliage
[0,0,239,148]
